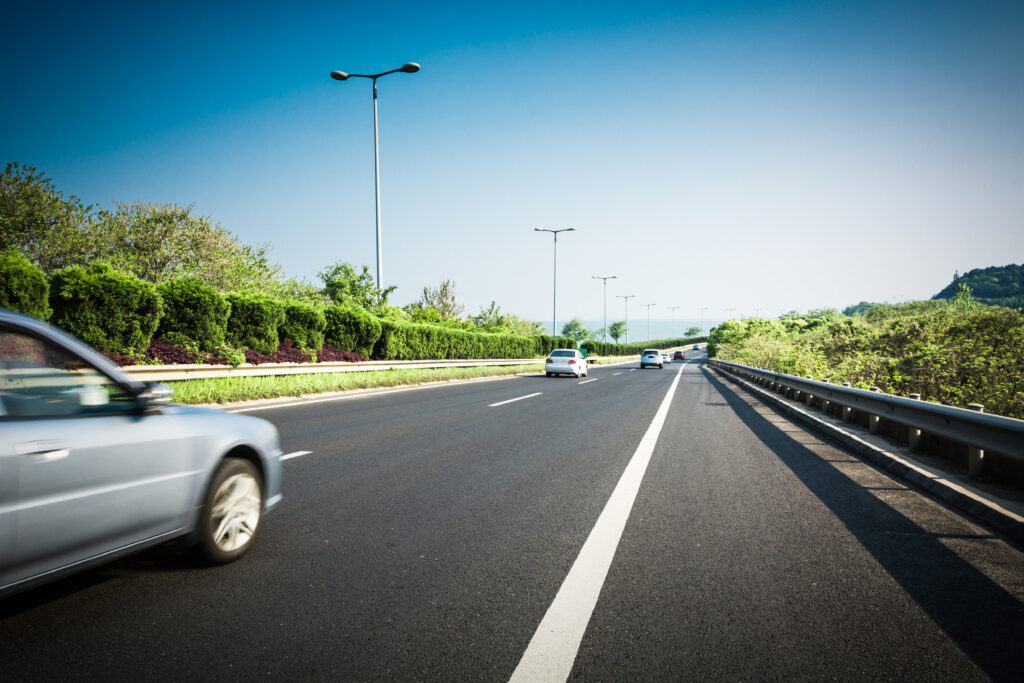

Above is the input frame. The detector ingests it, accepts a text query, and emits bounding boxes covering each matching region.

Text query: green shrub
[48,263,163,355]
[280,300,326,351]
[0,250,50,319]
[225,292,284,355]
[580,336,707,357]
[324,304,383,357]
[371,320,545,360]
[156,276,230,350]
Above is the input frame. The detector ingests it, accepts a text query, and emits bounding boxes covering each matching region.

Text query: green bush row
[0,253,590,362]
[580,336,707,356]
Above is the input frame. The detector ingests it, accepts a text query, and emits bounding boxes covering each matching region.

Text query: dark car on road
[672,351,685,360]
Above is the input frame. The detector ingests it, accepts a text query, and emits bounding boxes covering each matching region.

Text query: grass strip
[167,364,547,405]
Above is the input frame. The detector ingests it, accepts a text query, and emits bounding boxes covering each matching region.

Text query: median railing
[709,359,1024,483]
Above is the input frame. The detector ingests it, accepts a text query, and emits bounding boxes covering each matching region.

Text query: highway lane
[2,351,1023,681]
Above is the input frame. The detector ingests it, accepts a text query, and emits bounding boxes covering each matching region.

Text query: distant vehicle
[0,309,283,598]
[672,351,685,360]
[640,349,663,369]
[546,348,588,377]
[662,353,671,364]
[693,344,700,350]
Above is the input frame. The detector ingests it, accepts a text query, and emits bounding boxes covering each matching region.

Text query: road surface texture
[2,352,1023,681]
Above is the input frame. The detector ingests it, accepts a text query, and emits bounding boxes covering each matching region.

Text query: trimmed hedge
[0,250,50,319]
[156,276,231,350]
[225,292,284,355]
[580,336,707,356]
[49,263,163,355]
[325,304,382,357]
[281,300,326,351]
[372,320,551,360]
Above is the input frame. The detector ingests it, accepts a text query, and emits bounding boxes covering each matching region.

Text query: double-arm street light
[668,305,680,337]
[592,276,617,342]
[330,62,420,290]
[641,303,656,343]
[535,228,575,338]
[616,294,635,344]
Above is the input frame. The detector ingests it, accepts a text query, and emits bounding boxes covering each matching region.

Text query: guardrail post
[841,383,853,422]
[804,377,815,407]
[968,404,986,478]
[868,387,881,433]
[907,394,922,452]
[820,379,830,415]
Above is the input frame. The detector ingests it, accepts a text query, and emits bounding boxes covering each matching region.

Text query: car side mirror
[133,382,174,410]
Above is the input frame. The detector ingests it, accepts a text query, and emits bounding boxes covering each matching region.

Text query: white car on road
[545,349,588,377]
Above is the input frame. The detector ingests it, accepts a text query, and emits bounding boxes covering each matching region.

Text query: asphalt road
[2,351,1024,681]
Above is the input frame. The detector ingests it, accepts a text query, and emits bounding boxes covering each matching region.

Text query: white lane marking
[510,364,685,682]
[489,392,542,408]
[578,378,598,385]
[611,372,622,376]
[629,368,636,372]
[280,450,312,461]
[227,373,529,413]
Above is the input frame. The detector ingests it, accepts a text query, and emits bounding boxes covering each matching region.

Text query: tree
[415,279,464,319]
[0,162,92,271]
[319,261,395,314]
[685,326,702,336]
[85,202,282,291]
[560,317,592,342]
[608,320,627,343]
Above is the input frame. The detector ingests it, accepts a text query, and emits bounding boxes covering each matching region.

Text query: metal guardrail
[709,359,1024,469]
[120,358,547,382]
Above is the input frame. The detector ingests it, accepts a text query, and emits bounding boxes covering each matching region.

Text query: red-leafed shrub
[317,344,368,363]
[97,347,141,366]
[144,337,200,365]
[243,339,311,365]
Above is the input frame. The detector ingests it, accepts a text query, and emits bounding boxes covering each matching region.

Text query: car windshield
[550,350,575,358]
[643,350,658,355]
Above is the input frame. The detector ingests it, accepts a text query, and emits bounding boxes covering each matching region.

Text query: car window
[0,330,136,419]
[643,350,658,355]
[550,350,575,357]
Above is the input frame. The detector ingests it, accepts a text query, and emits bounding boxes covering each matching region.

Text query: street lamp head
[400,62,421,73]
[330,71,350,81]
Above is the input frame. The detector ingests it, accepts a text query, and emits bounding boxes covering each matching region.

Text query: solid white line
[489,392,542,408]
[509,364,685,683]
[280,450,312,461]
[578,378,598,385]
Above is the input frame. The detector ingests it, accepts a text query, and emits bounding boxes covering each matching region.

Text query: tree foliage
[559,317,592,342]
[0,250,50,319]
[0,162,92,271]
[932,263,1024,309]
[608,320,627,343]
[319,261,395,314]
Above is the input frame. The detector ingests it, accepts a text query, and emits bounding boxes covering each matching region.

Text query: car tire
[197,457,263,565]
[546,372,552,377]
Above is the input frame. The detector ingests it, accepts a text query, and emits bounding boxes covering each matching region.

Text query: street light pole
[330,62,420,290]
[668,305,680,337]
[592,276,617,342]
[616,294,635,344]
[535,228,576,339]
[642,303,655,343]
[698,307,707,333]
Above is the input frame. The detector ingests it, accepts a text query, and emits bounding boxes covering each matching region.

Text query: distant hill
[932,263,1024,309]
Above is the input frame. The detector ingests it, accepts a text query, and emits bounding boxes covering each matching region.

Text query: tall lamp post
[616,294,635,344]
[535,228,576,338]
[330,62,420,290]
[668,305,680,337]
[592,276,617,342]
[698,307,707,333]
[642,303,656,343]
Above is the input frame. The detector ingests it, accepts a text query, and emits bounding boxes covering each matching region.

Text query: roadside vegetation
[707,285,1024,419]
[2,163,689,368]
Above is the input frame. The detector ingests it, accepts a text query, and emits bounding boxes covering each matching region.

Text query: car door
[0,328,195,590]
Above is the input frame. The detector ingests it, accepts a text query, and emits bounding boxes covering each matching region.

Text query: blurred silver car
[640,349,663,369]
[0,309,283,597]
[545,348,588,377]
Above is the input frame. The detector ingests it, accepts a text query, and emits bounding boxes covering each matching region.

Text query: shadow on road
[702,366,1024,682]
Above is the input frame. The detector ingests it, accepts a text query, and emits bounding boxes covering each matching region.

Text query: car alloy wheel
[198,458,262,564]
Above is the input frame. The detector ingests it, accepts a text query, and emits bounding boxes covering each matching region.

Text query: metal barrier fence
[709,359,1024,478]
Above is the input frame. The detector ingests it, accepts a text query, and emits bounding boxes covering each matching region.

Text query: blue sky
[3,1,1022,331]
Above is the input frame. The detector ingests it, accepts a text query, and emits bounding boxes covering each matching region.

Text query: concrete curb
[710,365,1024,547]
